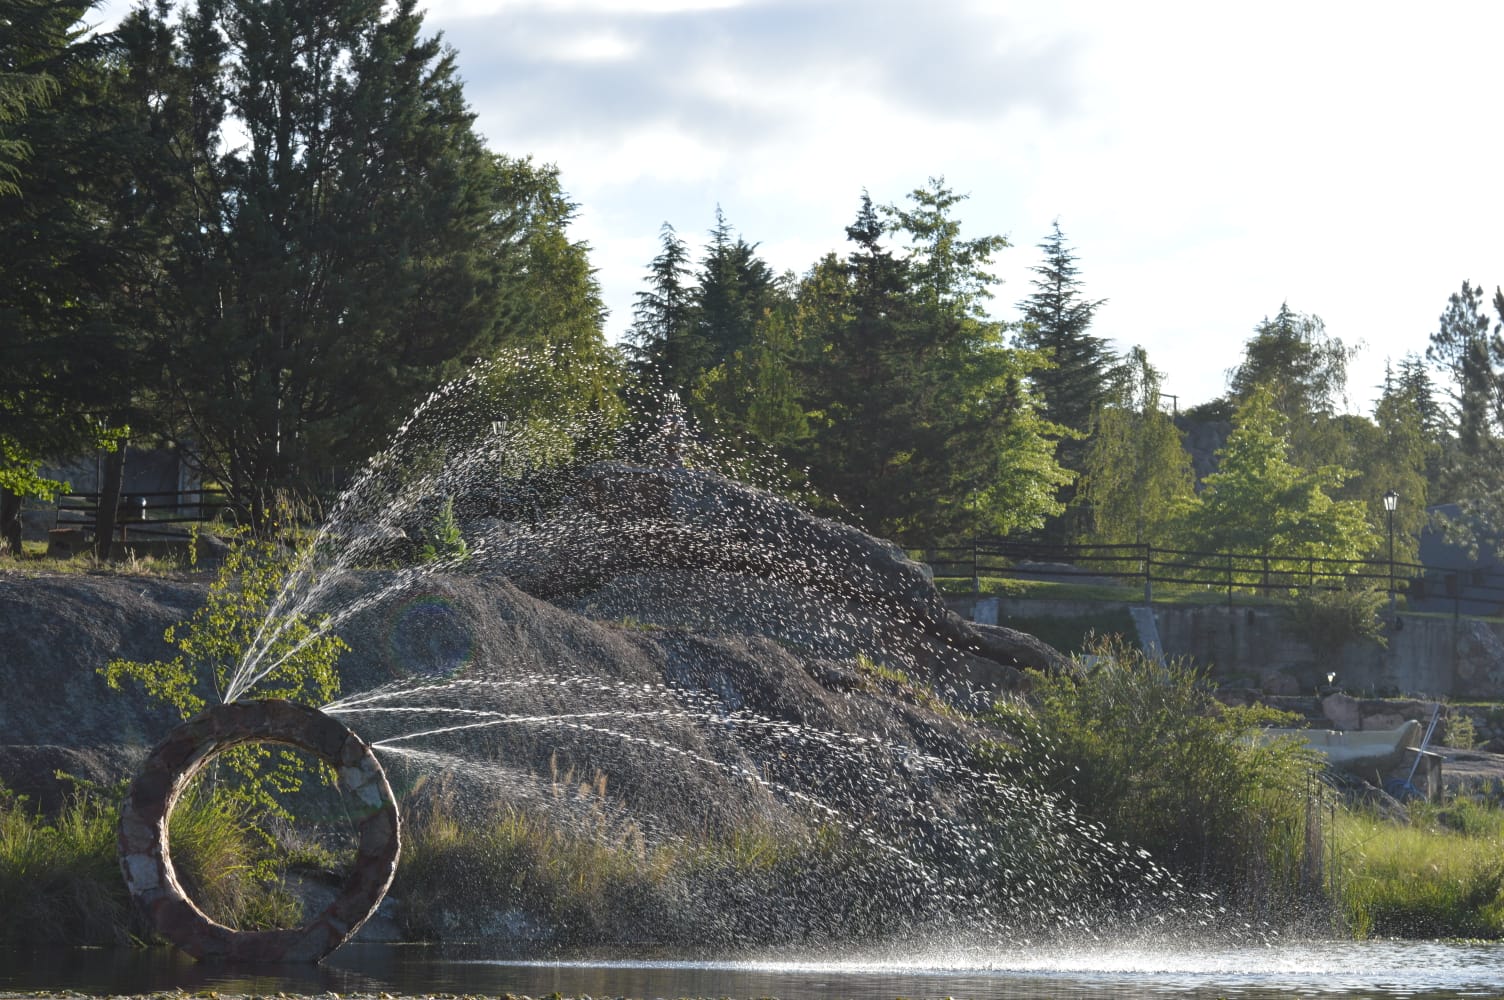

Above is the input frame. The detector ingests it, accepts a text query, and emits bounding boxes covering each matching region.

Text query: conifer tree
[1013,221,1119,541]
[117,0,563,523]
[0,0,147,549]
[627,222,698,388]
[800,183,1068,545]
[1015,221,1118,437]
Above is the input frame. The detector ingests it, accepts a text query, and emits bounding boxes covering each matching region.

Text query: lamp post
[1383,489,1398,618]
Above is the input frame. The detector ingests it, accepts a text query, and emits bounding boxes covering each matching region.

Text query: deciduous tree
[1183,385,1377,582]
[1080,347,1194,548]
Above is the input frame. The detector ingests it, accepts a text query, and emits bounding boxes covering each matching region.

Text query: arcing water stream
[101,354,1504,996]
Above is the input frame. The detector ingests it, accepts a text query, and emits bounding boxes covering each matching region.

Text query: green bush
[0,785,127,946]
[100,530,346,821]
[1288,585,1388,659]
[983,637,1325,908]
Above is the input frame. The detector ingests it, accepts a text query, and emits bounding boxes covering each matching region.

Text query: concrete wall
[956,596,1504,700]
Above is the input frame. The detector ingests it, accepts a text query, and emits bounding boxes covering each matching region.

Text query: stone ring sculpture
[117,699,400,963]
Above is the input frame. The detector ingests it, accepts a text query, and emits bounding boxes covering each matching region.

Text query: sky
[96,0,1504,412]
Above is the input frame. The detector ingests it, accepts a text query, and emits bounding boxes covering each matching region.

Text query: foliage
[0,0,150,509]
[0,781,300,946]
[419,496,468,563]
[1180,386,1379,585]
[1228,303,1356,420]
[163,782,304,930]
[1287,585,1388,660]
[983,638,1324,902]
[395,800,895,945]
[1352,378,1433,564]
[625,185,1073,545]
[0,0,62,197]
[1336,800,1504,938]
[112,0,608,526]
[100,532,345,819]
[1080,346,1196,547]
[1014,221,1122,542]
[0,783,126,946]
[797,183,1069,544]
[1424,280,1504,546]
[627,222,700,389]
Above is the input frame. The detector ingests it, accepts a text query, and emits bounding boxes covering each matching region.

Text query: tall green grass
[0,786,128,945]
[1336,799,1504,938]
[394,799,906,946]
[0,782,305,946]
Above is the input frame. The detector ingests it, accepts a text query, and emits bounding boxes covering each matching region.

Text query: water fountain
[111,355,1240,970]
[108,354,1146,963]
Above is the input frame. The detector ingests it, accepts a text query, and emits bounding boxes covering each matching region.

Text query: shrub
[99,530,346,821]
[1288,585,1388,660]
[983,637,1326,909]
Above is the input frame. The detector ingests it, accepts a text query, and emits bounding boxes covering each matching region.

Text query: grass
[0,781,314,946]
[933,573,1299,608]
[393,797,915,946]
[851,653,958,716]
[1335,797,1504,938]
[0,543,202,578]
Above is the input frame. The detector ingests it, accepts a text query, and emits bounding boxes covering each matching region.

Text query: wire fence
[921,538,1504,613]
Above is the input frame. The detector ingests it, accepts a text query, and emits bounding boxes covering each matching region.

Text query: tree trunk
[0,487,21,557]
[95,441,127,561]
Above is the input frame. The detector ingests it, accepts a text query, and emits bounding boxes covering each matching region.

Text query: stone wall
[956,596,1504,701]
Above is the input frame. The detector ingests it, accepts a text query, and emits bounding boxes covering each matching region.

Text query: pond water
[4,940,1504,999]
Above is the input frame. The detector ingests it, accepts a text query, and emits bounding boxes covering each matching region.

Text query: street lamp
[1383,489,1398,618]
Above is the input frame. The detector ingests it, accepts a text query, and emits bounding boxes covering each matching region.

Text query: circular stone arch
[118,699,400,963]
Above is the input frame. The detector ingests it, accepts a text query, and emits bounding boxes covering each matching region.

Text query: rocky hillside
[0,465,1059,831]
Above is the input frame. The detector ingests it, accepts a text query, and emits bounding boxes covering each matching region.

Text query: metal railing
[922,538,1501,614]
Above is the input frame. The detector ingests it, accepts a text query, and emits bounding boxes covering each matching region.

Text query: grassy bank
[1336,797,1504,938]
[394,802,917,946]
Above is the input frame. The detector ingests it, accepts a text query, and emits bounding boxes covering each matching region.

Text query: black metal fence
[922,538,1504,614]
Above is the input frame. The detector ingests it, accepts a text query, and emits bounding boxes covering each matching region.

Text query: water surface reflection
[4,940,1503,999]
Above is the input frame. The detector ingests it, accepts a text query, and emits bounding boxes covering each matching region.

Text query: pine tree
[1423,280,1504,541]
[1013,221,1119,542]
[1015,221,1117,438]
[627,222,698,389]
[0,0,147,539]
[799,184,1068,545]
[117,0,540,523]
[1427,280,1503,461]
